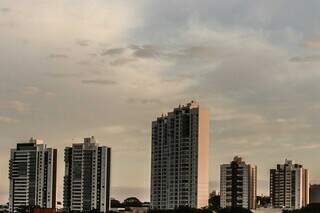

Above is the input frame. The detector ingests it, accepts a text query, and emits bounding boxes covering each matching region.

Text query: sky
[1,0,320,204]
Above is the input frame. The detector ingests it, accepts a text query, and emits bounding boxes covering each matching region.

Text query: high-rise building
[309,184,320,204]
[9,138,57,212]
[63,136,111,212]
[270,159,309,210]
[150,101,209,209]
[220,156,257,210]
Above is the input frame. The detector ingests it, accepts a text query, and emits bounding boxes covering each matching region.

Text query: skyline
[1,0,320,205]
[2,109,314,205]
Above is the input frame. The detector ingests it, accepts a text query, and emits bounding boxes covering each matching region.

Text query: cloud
[127,98,162,105]
[305,36,320,49]
[46,72,82,78]
[48,54,69,59]
[77,60,91,66]
[76,39,91,47]
[101,48,125,56]
[290,55,320,63]
[182,46,218,60]
[22,86,41,96]
[133,45,160,58]
[0,101,28,113]
[0,116,19,124]
[11,101,28,112]
[0,8,10,13]
[110,57,138,66]
[81,79,118,85]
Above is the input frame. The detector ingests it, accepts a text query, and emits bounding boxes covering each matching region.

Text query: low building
[310,184,320,204]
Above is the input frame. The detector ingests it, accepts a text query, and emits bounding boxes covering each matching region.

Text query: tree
[123,197,142,207]
[111,198,123,208]
[208,195,220,212]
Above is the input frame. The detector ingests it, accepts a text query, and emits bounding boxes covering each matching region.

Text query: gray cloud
[89,53,98,57]
[101,48,125,56]
[127,98,162,105]
[77,60,91,66]
[110,57,137,66]
[48,54,69,59]
[0,8,10,13]
[133,45,160,58]
[81,79,118,85]
[182,46,217,59]
[76,39,91,47]
[290,55,320,63]
[128,44,140,50]
[46,72,82,78]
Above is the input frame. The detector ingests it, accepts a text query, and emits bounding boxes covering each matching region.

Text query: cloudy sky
[1,0,320,203]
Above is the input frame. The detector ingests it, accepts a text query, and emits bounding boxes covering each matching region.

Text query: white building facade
[9,138,57,212]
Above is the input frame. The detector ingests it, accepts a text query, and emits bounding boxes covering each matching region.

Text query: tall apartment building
[9,138,57,212]
[63,136,111,212]
[270,159,309,210]
[150,101,209,209]
[220,156,257,210]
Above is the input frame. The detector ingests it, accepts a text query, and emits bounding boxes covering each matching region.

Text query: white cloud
[0,0,142,46]
[9,100,28,113]
[22,86,41,95]
[0,116,19,124]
